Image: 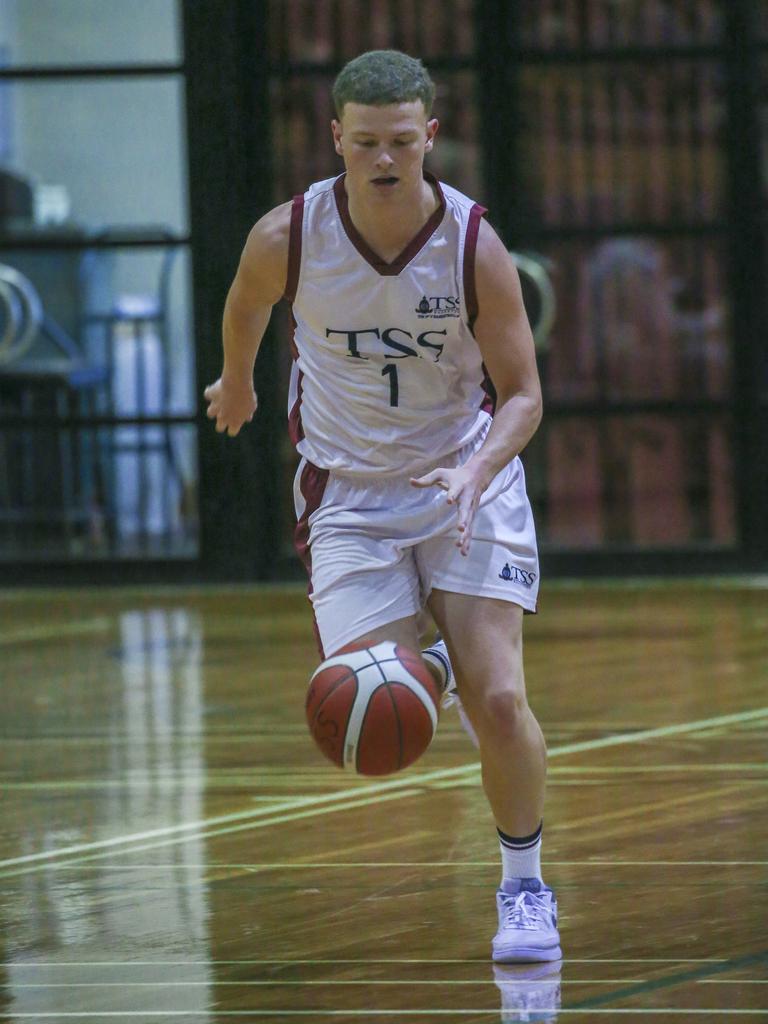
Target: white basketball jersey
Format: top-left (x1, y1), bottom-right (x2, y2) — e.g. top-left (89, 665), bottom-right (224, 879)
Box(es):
top-left (285, 172), bottom-right (492, 476)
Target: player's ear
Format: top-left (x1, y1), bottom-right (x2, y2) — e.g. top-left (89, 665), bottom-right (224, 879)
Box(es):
top-left (332, 119), bottom-right (344, 156)
top-left (425, 118), bottom-right (439, 153)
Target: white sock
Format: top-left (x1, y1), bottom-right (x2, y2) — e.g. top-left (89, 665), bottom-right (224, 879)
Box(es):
top-left (498, 823), bottom-right (543, 884)
top-left (421, 637), bottom-right (452, 692)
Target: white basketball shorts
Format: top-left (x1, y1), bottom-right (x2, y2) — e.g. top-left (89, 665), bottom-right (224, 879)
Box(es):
top-left (293, 425), bottom-right (540, 656)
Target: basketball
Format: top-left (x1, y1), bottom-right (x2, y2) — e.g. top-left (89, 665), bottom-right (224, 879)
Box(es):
top-left (305, 640), bottom-right (441, 775)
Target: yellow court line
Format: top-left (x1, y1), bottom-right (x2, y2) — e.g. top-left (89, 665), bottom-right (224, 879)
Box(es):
top-left (549, 764), bottom-right (768, 773)
top-left (698, 980), bottom-right (768, 984)
top-left (0, 618), bottom-right (111, 647)
top-left (550, 782), bottom-right (744, 834)
top-left (1, 705), bottom-right (767, 874)
top-left (0, 790), bottom-right (424, 878)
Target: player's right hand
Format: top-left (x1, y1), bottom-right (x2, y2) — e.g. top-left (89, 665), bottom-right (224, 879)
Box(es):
top-left (203, 376), bottom-right (257, 437)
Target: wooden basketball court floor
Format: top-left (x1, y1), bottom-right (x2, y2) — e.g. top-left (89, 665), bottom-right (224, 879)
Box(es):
top-left (0, 579), bottom-right (766, 1022)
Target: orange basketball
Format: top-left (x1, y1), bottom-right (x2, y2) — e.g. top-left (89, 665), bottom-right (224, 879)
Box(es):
top-left (305, 641), bottom-right (441, 776)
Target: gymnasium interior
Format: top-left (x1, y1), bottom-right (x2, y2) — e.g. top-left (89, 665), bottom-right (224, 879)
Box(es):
top-left (1, 2), bottom-right (766, 1021)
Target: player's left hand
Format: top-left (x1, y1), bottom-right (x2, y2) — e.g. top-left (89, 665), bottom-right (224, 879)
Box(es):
top-left (410, 464), bottom-right (488, 557)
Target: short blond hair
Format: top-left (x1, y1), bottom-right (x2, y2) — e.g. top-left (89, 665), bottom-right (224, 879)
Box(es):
top-left (332, 50), bottom-right (435, 118)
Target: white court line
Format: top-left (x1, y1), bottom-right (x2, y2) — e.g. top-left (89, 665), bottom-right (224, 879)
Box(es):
top-left (1, 705), bottom-right (766, 873)
top-left (4, 959), bottom-right (730, 967)
top-left (31, 860), bottom-right (763, 869)
top-left (11, 979), bottom-right (647, 987)
top-left (0, 791), bottom-right (426, 878)
top-left (1, 1010), bottom-right (766, 1017)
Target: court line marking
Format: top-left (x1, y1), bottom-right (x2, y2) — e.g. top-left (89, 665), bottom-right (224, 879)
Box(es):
top-left (2, 575), bottom-right (763, 605)
top-left (8, 860), bottom-right (765, 873)
top-left (0, 618), bottom-right (111, 647)
top-left (0, 790), bottom-right (425, 879)
top-left (2, 1010), bottom-right (766, 1017)
top-left (570, 949), bottom-right (768, 1012)
top-left (11, 978), bottom-right (768, 987)
top-left (10, 979), bottom-right (647, 987)
top-left (2, 959), bottom-right (731, 967)
top-left (1, 704), bottom-right (766, 874)
top-left (9, 978), bottom-right (768, 989)
top-left (12, 978), bottom-right (768, 987)
top-left (4, 763), bottom-right (765, 791)
top-left (549, 764), bottom-right (768, 773)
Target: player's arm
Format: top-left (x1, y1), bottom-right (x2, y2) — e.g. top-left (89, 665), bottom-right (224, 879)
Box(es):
top-left (411, 218), bottom-right (542, 554)
top-left (204, 201), bottom-right (291, 436)
top-left (463, 218), bottom-right (543, 483)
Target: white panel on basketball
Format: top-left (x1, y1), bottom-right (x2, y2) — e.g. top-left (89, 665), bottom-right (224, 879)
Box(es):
top-left (310, 644), bottom-right (389, 770)
top-left (342, 665), bottom-right (386, 769)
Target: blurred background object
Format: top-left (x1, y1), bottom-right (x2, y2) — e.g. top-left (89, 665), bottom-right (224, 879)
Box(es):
top-left (0, 0), bottom-right (196, 570)
top-left (0, 0), bottom-right (766, 582)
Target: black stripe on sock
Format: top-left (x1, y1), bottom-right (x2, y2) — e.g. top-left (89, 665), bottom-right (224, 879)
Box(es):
top-left (497, 822), bottom-right (542, 850)
top-left (424, 646), bottom-right (451, 687)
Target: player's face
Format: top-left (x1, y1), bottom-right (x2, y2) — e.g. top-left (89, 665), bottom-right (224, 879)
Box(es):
top-left (332, 101), bottom-right (439, 198)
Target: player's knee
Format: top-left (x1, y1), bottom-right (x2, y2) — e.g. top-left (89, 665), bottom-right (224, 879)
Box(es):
top-left (476, 683), bottom-right (529, 738)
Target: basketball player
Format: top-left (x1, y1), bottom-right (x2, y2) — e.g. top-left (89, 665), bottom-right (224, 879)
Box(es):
top-left (204, 50), bottom-right (561, 964)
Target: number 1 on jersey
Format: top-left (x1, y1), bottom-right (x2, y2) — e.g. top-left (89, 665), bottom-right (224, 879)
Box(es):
top-left (382, 363), bottom-right (399, 407)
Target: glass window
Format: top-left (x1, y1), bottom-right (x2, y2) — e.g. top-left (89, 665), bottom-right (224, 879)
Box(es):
top-left (0, 2), bottom-right (196, 563)
top-left (0, 240), bottom-right (197, 561)
top-left (0, 0), bottom-right (181, 67)
top-left (1, 78), bottom-right (188, 232)
top-left (0, 422), bottom-right (198, 561)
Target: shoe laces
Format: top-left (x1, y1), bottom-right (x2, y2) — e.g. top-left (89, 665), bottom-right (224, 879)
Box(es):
top-left (500, 889), bottom-right (552, 931)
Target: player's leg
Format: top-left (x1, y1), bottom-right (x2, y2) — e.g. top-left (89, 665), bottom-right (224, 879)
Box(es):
top-left (412, 438), bottom-right (559, 961)
top-left (428, 588), bottom-right (560, 963)
top-left (427, 590), bottom-right (545, 839)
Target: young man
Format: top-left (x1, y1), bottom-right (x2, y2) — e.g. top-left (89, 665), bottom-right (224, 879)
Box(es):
top-left (204, 50), bottom-right (561, 963)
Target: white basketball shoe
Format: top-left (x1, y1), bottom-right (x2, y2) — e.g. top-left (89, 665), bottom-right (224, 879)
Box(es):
top-left (421, 635), bottom-right (479, 748)
top-left (492, 878), bottom-right (562, 963)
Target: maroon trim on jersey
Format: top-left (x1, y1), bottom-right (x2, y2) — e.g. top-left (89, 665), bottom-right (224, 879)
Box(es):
top-left (283, 194), bottom-right (305, 302)
top-left (480, 361), bottom-right (497, 416)
top-left (463, 201), bottom-right (487, 330)
top-left (332, 171), bottom-right (446, 276)
top-left (294, 459), bottom-right (330, 658)
top-left (287, 312), bottom-right (305, 445)
top-left (288, 371), bottom-right (305, 445)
